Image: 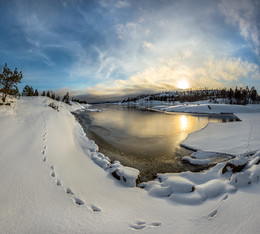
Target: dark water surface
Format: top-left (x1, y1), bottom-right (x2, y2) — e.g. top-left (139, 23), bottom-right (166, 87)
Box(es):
top-left (74, 105), bottom-right (237, 181)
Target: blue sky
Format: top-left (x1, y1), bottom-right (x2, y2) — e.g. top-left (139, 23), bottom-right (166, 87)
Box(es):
top-left (0, 0), bottom-right (260, 100)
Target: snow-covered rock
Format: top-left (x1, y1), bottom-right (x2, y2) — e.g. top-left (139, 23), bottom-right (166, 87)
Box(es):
top-left (109, 161), bottom-right (140, 187)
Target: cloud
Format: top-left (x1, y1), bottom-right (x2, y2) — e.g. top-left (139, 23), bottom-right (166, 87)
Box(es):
top-left (98, 0), bottom-right (130, 9)
top-left (219, 0), bottom-right (260, 56)
top-left (81, 57), bottom-right (260, 99)
top-left (196, 57), bottom-right (260, 83)
top-left (2, 0), bottom-right (259, 97)
top-left (116, 22), bottom-right (141, 40)
top-left (142, 41), bottom-right (153, 50)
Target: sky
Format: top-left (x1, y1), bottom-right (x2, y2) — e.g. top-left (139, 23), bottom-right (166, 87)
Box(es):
top-left (0, 0), bottom-right (260, 101)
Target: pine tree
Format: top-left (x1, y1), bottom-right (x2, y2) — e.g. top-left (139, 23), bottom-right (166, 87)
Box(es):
top-left (28, 86), bottom-right (34, 96)
top-left (22, 85), bottom-right (34, 96)
top-left (22, 85), bottom-right (30, 96)
top-left (51, 92), bottom-right (56, 100)
top-left (46, 90), bottom-right (50, 98)
top-left (0, 63), bottom-right (22, 102)
top-left (62, 92), bottom-right (70, 104)
top-left (34, 89), bottom-right (39, 96)
top-left (41, 91), bottom-right (46, 96)
top-left (250, 86), bottom-right (258, 102)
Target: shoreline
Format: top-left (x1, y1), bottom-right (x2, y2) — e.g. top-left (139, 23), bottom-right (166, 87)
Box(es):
top-left (72, 105), bottom-right (240, 183)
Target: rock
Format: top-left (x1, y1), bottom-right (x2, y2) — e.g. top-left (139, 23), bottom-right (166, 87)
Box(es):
top-left (111, 170), bottom-right (121, 180)
top-left (222, 158), bottom-right (247, 174)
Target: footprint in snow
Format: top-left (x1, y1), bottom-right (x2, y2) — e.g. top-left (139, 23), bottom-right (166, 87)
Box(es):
top-left (208, 194), bottom-right (228, 220)
top-left (66, 187), bottom-right (74, 195)
top-left (50, 171), bottom-right (55, 178)
top-left (208, 209), bottom-right (218, 219)
top-left (56, 179), bottom-right (61, 186)
top-left (91, 205), bottom-right (101, 212)
top-left (151, 222), bottom-right (162, 227)
top-left (50, 165), bottom-right (54, 170)
top-left (222, 194), bottom-right (228, 201)
top-left (130, 221), bottom-right (161, 230)
top-left (42, 156), bottom-right (46, 162)
top-left (130, 221), bottom-right (146, 230)
top-left (74, 197), bottom-right (84, 206)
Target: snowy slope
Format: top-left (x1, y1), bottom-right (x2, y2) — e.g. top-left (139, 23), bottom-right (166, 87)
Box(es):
top-left (1, 97), bottom-right (260, 233)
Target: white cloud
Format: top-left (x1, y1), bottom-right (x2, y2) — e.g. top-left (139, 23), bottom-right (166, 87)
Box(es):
top-left (219, 0), bottom-right (260, 56)
top-left (98, 0), bottom-right (130, 9)
top-left (116, 22), bottom-right (140, 39)
top-left (196, 57), bottom-right (260, 82)
top-left (142, 41), bottom-right (153, 50)
top-left (83, 57), bottom-right (260, 97)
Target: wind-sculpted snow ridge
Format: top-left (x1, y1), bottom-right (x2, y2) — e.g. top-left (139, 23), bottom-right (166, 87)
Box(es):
top-left (141, 152), bottom-right (260, 204)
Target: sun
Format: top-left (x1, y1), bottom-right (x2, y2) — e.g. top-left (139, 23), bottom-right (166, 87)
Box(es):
top-left (177, 80), bottom-right (189, 89)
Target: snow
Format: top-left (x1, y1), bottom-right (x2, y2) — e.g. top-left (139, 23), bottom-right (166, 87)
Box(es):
top-left (181, 150), bottom-right (231, 165)
top-left (151, 103), bottom-right (260, 155)
top-left (1, 96), bottom-right (260, 233)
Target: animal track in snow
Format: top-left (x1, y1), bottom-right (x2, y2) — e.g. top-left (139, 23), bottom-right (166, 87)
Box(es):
top-left (42, 156), bottom-right (46, 162)
top-left (56, 179), bottom-right (61, 186)
top-left (130, 221), bottom-right (161, 230)
top-left (66, 187), bottom-right (74, 195)
top-left (50, 171), bottom-right (55, 177)
top-left (130, 222), bottom-right (145, 230)
top-left (151, 222), bottom-right (162, 227)
top-left (207, 194), bottom-right (228, 220)
top-left (42, 132), bottom-right (47, 141)
top-left (45, 161), bottom-right (94, 210)
top-left (91, 205), bottom-right (101, 212)
top-left (222, 194), bottom-right (228, 201)
top-left (208, 209), bottom-right (218, 219)
top-left (74, 198), bottom-right (84, 206)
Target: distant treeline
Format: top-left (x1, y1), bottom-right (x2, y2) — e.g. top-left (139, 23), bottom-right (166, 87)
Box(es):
top-left (122, 86), bottom-right (259, 105)
top-left (70, 98), bottom-right (88, 104)
top-left (21, 85), bottom-right (70, 104)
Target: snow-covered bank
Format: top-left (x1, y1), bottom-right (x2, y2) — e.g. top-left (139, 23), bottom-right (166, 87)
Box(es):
top-left (1, 97), bottom-right (260, 233)
top-left (152, 103), bottom-right (260, 155)
top-left (138, 103), bottom-right (260, 205)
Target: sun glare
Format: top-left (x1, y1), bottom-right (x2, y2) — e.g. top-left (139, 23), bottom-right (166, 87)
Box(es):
top-left (177, 80), bottom-right (189, 89)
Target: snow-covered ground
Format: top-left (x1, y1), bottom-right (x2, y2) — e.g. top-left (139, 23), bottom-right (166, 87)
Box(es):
top-left (1, 97), bottom-right (260, 233)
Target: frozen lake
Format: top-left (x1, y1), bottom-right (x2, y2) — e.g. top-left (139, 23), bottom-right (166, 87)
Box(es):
top-left (74, 105), bottom-right (238, 181)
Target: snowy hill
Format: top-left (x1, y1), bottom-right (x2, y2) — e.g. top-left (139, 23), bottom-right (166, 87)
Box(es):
top-left (120, 88), bottom-right (259, 106)
top-left (1, 96), bottom-right (260, 233)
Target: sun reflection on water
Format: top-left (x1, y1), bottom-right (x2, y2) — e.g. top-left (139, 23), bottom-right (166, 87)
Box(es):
top-left (180, 115), bottom-right (188, 130)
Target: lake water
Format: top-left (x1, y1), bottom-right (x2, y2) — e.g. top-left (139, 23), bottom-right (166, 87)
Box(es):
top-left (74, 105), bottom-right (238, 181)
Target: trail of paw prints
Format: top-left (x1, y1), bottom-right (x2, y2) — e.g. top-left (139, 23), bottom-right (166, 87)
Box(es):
top-left (246, 121), bottom-right (253, 154)
top-left (207, 194), bottom-right (229, 220)
top-left (129, 221), bottom-right (162, 230)
top-left (41, 145), bottom-right (47, 162)
top-left (41, 116), bottom-right (47, 162)
top-left (48, 165), bottom-right (102, 211)
top-left (42, 132), bottom-right (47, 142)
